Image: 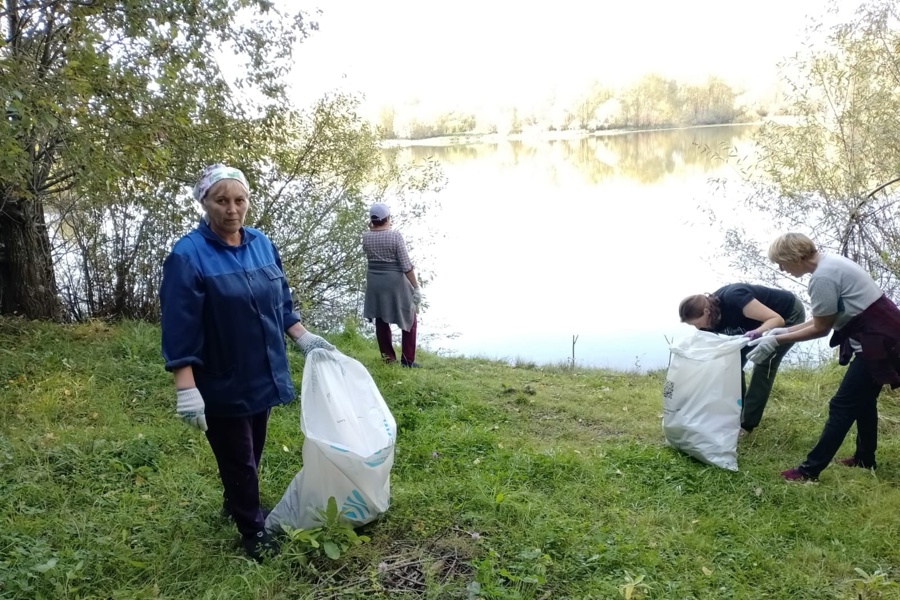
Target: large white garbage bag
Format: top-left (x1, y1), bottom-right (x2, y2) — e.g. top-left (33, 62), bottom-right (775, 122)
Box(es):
top-left (266, 349), bottom-right (397, 532)
top-left (662, 330), bottom-right (747, 471)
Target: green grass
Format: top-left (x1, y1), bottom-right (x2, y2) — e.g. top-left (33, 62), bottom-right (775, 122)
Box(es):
top-left (1, 317), bottom-right (900, 599)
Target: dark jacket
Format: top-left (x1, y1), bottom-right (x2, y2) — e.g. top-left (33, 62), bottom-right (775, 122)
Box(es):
top-left (160, 219), bottom-right (301, 416)
top-left (830, 294), bottom-right (900, 388)
top-left (713, 283), bottom-right (798, 335)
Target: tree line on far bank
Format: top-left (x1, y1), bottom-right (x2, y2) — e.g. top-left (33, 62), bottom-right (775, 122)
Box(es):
top-left (377, 75), bottom-right (759, 141)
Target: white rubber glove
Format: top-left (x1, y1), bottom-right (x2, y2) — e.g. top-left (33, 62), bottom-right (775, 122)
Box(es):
top-left (747, 335), bottom-right (779, 364)
top-left (295, 331), bottom-right (335, 355)
top-left (176, 388), bottom-right (208, 432)
top-left (763, 327), bottom-right (790, 337)
top-left (412, 287), bottom-right (423, 306)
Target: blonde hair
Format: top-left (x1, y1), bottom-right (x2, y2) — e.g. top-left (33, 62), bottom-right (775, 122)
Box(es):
top-left (768, 232), bottom-right (817, 264)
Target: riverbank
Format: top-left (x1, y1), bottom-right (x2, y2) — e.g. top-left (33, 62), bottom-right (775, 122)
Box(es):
top-left (1, 317), bottom-right (898, 598)
top-left (380, 117), bottom-right (801, 148)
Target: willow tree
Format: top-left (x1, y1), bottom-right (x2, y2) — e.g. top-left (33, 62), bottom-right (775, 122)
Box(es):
top-left (721, 0), bottom-right (900, 296)
top-left (0, 0), bottom-right (313, 319)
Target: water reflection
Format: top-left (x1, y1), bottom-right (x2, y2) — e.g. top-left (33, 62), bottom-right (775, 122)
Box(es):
top-left (399, 125), bottom-right (766, 370)
top-left (402, 125), bottom-right (757, 185)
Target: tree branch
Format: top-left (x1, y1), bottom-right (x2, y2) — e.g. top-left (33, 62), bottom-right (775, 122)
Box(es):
top-left (866, 175), bottom-right (900, 199)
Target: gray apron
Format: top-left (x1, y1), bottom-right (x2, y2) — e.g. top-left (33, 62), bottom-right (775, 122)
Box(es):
top-left (364, 261), bottom-right (415, 332)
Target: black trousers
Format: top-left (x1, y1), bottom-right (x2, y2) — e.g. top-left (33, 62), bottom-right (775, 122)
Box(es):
top-left (205, 409), bottom-right (270, 538)
top-left (800, 356), bottom-right (882, 477)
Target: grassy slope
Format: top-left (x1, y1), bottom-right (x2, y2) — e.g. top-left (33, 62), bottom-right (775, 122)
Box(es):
top-left (1, 318), bottom-right (899, 599)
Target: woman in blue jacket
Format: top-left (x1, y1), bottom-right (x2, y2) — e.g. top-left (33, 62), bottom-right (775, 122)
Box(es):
top-left (160, 163), bottom-right (335, 561)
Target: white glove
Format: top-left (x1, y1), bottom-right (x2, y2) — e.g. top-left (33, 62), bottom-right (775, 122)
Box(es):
top-left (412, 287), bottom-right (423, 306)
top-left (747, 335), bottom-right (779, 364)
top-left (176, 388), bottom-right (208, 432)
top-left (295, 331), bottom-right (335, 355)
top-left (763, 327), bottom-right (790, 337)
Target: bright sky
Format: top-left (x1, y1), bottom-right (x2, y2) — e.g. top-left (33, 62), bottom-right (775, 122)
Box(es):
top-left (290, 0), bottom-right (839, 113)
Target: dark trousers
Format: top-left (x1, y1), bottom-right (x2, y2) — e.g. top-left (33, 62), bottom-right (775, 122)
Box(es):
top-left (739, 343), bottom-right (793, 430)
top-left (739, 298), bottom-right (806, 430)
top-left (375, 315), bottom-right (417, 364)
top-left (205, 409), bottom-right (270, 538)
top-left (799, 356), bottom-right (882, 477)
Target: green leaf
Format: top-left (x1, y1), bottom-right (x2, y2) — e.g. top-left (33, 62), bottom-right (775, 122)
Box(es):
top-left (325, 496), bottom-right (339, 522)
top-left (33, 558), bottom-right (58, 573)
top-left (323, 541), bottom-right (341, 560)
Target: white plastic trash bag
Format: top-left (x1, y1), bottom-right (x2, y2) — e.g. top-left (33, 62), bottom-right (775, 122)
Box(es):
top-left (662, 330), bottom-right (747, 471)
top-left (266, 349), bottom-right (397, 532)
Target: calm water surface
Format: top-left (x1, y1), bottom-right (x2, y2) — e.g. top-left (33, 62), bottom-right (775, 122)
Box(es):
top-left (396, 126), bottom-right (767, 370)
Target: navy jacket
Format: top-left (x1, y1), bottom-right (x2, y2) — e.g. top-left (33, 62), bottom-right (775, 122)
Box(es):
top-left (713, 283), bottom-right (798, 335)
top-left (160, 219), bottom-right (301, 416)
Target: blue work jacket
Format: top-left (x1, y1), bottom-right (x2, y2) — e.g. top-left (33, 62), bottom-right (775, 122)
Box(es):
top-left (160, 219), bottom-right (301, 416)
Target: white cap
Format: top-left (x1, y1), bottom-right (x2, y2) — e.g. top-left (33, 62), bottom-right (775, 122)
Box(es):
top-left (369, 202), bottom-right (390, 220)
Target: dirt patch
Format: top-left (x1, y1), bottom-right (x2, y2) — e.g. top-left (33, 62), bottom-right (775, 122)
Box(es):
top-left (377, 535), bottom-right (475, 594)
top-left (376, 550), bottom-right (468, 593)
top-left (311, 533), bottom-right (476, 598)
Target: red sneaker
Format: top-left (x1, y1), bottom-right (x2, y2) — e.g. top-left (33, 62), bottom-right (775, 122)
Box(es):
top-left (837, 456), bottom-right (876, 470)
top-left (781, 467), bottom-right (817, 482)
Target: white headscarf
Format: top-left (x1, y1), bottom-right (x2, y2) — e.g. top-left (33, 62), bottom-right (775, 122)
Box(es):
top-left (192, 163), bottom-right (250, 203)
